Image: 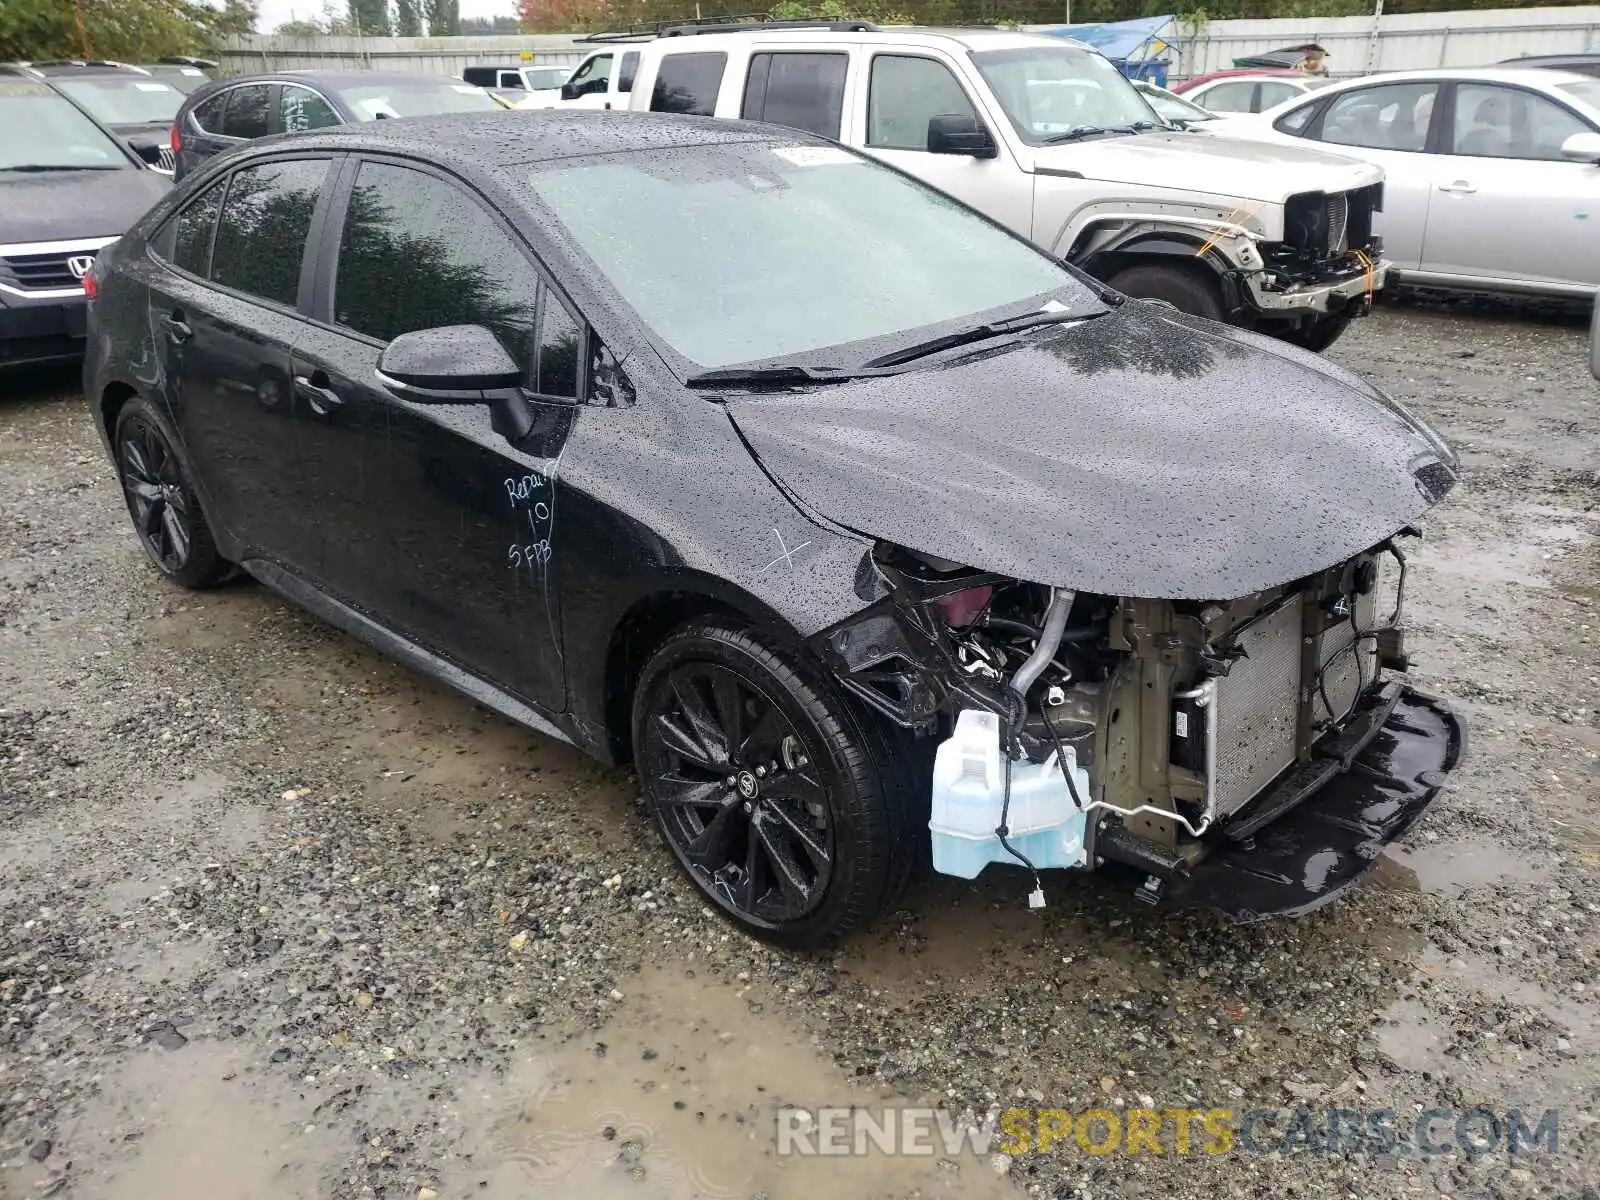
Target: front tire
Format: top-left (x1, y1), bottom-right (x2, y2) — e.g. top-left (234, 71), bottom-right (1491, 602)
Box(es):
top-left (1277, 314), bottom-right (1352, 353)
top-left (632, 620), bottom-right (916, 948)
top-left (113, 397), bottom-right (229, 589)
top-left (1107, 262), bottom-right (1227, 322)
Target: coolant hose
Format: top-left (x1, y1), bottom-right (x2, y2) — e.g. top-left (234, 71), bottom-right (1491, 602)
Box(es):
top-left (1008, 588), bottom-right (1074, 706)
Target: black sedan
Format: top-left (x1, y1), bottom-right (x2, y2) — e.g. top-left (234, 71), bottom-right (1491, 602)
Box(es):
top-left (171, 70), bottom-right (499, 180)
top-left (83, 111), bottom-right (1465, 946)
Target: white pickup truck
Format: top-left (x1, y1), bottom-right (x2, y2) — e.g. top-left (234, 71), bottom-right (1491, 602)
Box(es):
top-left (544, 22), bottom-right (1390, 349)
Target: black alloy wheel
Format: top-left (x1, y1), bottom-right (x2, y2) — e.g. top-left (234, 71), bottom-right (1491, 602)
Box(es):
top-left (114, 398), bottom-right (229, 589)
top-left (633, 622), bottom-right (917, 947)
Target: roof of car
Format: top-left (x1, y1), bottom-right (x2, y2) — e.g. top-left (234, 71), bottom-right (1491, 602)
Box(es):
top-left (250, 108), bottom-right (819, 168)
top-left (1299, 65), bottom-right (1593, 89)
top-left (18, 61), bottom-right (155, 77)
top-left (231, 69), bottom-right (473, 87)
top-left (634, 26), bottom-right (1079, 53)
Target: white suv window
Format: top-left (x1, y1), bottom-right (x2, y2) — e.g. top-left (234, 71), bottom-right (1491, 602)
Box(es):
top-left (867, 55), bottom-right (977, 151)
top-left (567, 54), bottom-right (612, 97)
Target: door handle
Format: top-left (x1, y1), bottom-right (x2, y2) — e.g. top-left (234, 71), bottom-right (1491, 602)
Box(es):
top-left (1437, 180), bottom-right (1477, 194)
top-left (161, 313), bottom-right (192, 344)
top-left (294, 372), bottom-right (345, 415)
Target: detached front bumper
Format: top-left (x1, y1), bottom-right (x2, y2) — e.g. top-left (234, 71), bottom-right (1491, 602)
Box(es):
top-left (1244, 254), bottom-right (1390, 319)
top-left (1157, 685), bottom-right (1465, 921)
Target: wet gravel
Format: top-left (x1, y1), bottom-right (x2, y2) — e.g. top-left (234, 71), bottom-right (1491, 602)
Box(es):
top-left (1, 301), bottom-right (1597, 1199)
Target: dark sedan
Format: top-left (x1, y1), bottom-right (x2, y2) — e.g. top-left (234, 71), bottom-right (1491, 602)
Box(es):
top-left (83, 111), bottom-right (1464, 946)
top-left (171, 70), bottom-right (499, 179)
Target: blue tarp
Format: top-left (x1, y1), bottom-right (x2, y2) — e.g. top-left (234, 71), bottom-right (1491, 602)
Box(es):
top-left (1036, 15), bottom-right (1179, 85)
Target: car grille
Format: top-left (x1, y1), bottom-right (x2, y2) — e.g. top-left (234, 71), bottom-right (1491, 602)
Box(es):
top-left (1210, 596), bottom-right (1304, 817)
top-left (0, 250), bottom-right (83, 291)
top-left (156, 145), bottom-right (176, 173)
top-left (1326, 193), bottom-right (1349, 254)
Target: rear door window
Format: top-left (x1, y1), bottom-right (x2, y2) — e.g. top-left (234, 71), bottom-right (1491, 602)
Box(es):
top-left (1194, 79), bottom-right (1257, 113)
top-left (650, 52), bottom-right (727, 116)
top-left (741, 52), bottom-right (847, 138)
top-left (209, 158), bottom-right (330, 306)
top-left (220, 84), bottom-right (271, 139)
top-left (191, 91), bottom-right (228, 134)
top-left (1316, 82), bottom-right (1439, 152)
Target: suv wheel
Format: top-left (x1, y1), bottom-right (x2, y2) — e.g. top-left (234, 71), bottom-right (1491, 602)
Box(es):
top-left (1107, 262), bottom-right (1226, 322)
top-left (114, 398), bottom-right (230, 589)
top-left (632, 620), bottom-right (917, 948)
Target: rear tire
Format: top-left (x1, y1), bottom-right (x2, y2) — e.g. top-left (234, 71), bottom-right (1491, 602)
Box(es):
top-left (631, 620), bottom-right (918, 949)
top-left (113, 397), bottom-right (230, 590)
top-left (1277, 315), bottom-right (1353, 353)
top-left (1107, 262), bottom-right (1227, 322)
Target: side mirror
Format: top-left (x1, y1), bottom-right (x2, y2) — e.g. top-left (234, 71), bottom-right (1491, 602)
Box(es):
top-left (378, 324), bottom-right (539, 439)
top-left (1590, 296), bottom-right (1599, 381)
top-left (927, 113), bottom-right (998, 159)
top-left (560, 80), bottom-right (581, 101)
top-left (134, 142), bottom-right (164, 166)
top-left (1559, 131), bottom-right (1600, 164)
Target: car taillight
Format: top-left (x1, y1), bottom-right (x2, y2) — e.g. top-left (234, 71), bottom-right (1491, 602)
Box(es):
top-left (82, 270), bottom-right (97, 299)
top-left (169, 120), bottom-right (181, 155)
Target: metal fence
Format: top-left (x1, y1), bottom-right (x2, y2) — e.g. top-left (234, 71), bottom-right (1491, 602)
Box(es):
top-left (215, 33), bottom-right (589, 77)
top-left (217, 5), bottom-right (1600, 81)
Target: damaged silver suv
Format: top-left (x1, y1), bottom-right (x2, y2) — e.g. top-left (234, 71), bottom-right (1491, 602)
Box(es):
top-left (85, 111), bottom-right (1464, 948)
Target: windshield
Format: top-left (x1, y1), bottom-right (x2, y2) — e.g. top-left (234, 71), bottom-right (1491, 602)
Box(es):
top-left (526, 67), bottom-right (569, 89)
top-left (972, 45), bottom-right (1159, 143)
top-left (1140, 85), bottom-right (1214, 123)
top-left (0, 81), bottom-right (127, 169)
top-left (1558, 79), bottom-right (1600, 112)
top-left (334, 80), bottom-right (499, 119)
top-left (54, 75), bottom-right (184, 127)
top-left (529, 142), bottom-right (1099, 372)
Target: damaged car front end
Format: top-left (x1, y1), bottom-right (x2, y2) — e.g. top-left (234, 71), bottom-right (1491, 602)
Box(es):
top-left (813, 543), bottom-right (1463, 920)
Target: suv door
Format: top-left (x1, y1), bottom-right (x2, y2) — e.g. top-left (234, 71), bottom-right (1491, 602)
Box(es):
top-left (145, 155), bottom-right (335, 572)
top-left (1420, 81), bottom-right (1600, 289)
top-left (853, 50), bottom-right (1032, 236)
top-left (563, 52), bottom-right (614, 109)
top-left (289, 157), bottom-right (577, 707)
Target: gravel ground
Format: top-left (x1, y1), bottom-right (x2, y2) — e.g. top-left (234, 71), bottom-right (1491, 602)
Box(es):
top-left (0, 303), bottom-right (1596, 1200)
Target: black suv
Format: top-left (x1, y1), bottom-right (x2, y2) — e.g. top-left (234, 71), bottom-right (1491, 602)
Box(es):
top-left (171, 70), bottom-right (499, 180)
top-left (15, 61), bottom-right (185, 172)
top-left (1, 67), bottom-right (169, 369)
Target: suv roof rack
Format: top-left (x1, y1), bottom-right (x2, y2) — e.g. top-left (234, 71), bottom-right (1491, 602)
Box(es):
top-left (574, 15), bottom-right (878, 43)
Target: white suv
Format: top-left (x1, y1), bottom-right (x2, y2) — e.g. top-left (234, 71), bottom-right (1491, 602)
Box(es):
top-left (600, 22), bottom-right (1390, 349)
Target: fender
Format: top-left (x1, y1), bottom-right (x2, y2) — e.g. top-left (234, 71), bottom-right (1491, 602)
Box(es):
top-left (1070, 226), bottom-right (1249, 316)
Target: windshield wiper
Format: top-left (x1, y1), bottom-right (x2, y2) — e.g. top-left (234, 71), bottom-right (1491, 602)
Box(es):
top-left (684, 364), bottom-right (885, 390)
top-left (1039, 121), bottom-right (1159, 145)
top-left (1, 163), bottom-right (121, 172)
top-left (862, 308), bottom-right (1089, 370)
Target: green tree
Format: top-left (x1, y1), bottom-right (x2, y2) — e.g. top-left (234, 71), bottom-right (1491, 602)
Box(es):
top-left (348, 0), bottom-right (391, 35)
top-left (395, 0), bottom-right (423, 34)
top-left (425, 0), bottom-right (459, 35)
top-left (0, 0), bottom-right (255, 61)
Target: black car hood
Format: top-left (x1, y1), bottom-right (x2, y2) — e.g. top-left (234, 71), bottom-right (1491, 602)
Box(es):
top-left (0, 167), bottom-right (170, 243)
top-left (727, 303), bottom-right (1457, 600)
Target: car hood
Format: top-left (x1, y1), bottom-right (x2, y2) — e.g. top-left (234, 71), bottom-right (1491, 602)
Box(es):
top-left (1032, 129), bottom-right (1382, 204)
top-left (726, 303), bottom-right (1456, 600)
top-left (0, 167), bottom-right (170, 243)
